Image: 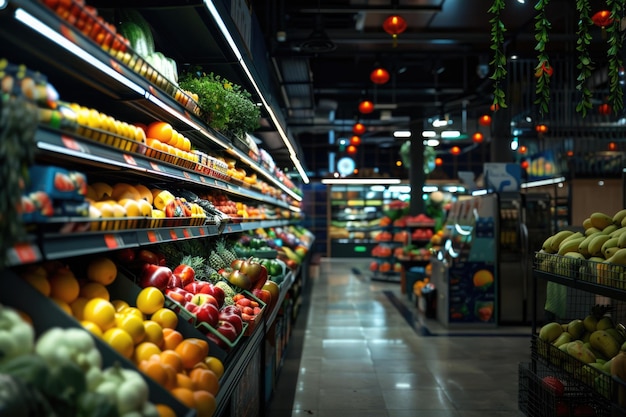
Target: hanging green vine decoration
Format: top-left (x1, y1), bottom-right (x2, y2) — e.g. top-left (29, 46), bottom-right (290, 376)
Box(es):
top-left (606, 0), bottom-right (625, 114)
top-left (488, 0), bottom-right (507, 110)
top-left (534, 0), bottom-right (552, 117)
top-left (575, 0), bottom-right (594, 117)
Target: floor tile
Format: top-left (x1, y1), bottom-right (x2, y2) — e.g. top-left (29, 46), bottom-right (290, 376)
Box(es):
top-left (266, 258), bottom-right (532, 416)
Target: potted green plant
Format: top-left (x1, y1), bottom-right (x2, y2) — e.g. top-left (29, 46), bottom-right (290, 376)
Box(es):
top-left (179, 69), bottom-right (261, 141)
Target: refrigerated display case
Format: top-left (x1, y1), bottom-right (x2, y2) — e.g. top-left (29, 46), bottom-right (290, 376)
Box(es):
top-left (326, 183), bottom-right (410, 258)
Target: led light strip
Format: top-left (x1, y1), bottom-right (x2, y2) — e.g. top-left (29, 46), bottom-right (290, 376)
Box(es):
top-left (203, 0), bottom-right (309, 183)
top-left (321, 178), bottom-right (403, 185)
top-left (520, 176), bottom-right (566, 189)
top-left (15, 8), bottom-right (145, 96)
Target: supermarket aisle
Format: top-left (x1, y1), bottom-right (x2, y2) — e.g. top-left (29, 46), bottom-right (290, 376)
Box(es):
top-left (266, 258), bottom-right (530, 417)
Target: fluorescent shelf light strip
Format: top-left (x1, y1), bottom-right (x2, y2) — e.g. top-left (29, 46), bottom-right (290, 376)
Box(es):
top-left (520, 176), bottom-right (566, 189)
top-left (15, 9), bottom-right (145, 96)
top-left (204, 1), bottom-right (309, 183)
top-left (321, 178), bottom-right (402, 185)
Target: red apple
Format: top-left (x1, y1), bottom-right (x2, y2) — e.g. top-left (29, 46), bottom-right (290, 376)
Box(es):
top-left (167, 274), bottom-right (183, 289)
top-left (190, 293), bottom-right (218, 308)
top-left (173, 264), bottom-right (195, 286)
top-left (165, 287), bottom-right (189, 304)
top-left (195, 303), bottom-right (219, 327)
top-left (542, 376), bottom-right (564, 397)
top-left (139, 263), bottom-right (172, 291)
top-left (252, 288), bottom-right (272, 306)
top-left (216, 320), bottom-right (238, 342)
top-left (219, 309), bottom-right (243, 334)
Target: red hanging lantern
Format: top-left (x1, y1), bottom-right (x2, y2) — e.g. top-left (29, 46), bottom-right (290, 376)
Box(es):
top-left (521, 160), bottom-right (529, 170)
top-left (609, 142), bottom-right (617, 151)
top-left (346, 145), bottom-right (358, 155)
top-left (472, 132), bottom-right (484, 143)
top-left (350, 135), bottom-right (361, 146)
top-left (450, 146), bottom-right (461, 156)
top-left (518, 145), bottom-right (528, 154)
top-left (535, 124), bottom-right (548, 134)
top-left (478, 114), bottom-right (492, 126)
top-left (352, 123), bottom-right (366, 135)
top-left (370, 68), bottom-right (390, 84)
top-left (592, 10), bottom-right (613, 28)
top-left (383, 15), bottom-right (407, 47)
top-left (598, 103), bottom-right (612, 115)
top-left (566, 150), bottom-right (574, 157)
top-left (358, 100), bottom-right (375, 114)
top-left (435, 157), bottom-right (443, 166)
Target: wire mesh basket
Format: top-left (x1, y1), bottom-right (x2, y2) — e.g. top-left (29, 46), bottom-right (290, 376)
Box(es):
top-left (519, 361), bottom-right (612, 417)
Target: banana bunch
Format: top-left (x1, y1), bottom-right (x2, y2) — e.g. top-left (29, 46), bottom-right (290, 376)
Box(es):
top-left (537, 209), bottom-right (626, 284)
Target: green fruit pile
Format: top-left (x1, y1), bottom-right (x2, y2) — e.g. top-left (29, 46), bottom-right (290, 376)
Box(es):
top-left (537, 209), bottom-right (626, 286)
top-left (538, 305), bottom-right (623, 397)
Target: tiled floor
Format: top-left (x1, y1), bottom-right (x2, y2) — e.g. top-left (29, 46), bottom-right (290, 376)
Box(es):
top-left (266, 258), bottom-right (530, 417)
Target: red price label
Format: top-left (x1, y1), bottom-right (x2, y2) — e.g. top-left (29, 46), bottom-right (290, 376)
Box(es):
top-left (110, 59), bottom-right (122, 74)
top-left (62, 136), bottom-right (82, 151)
top-left (183, 171), bottom-right (191, 179)
top-left (169, 229), bottom-right (178, 240)
top-left (183, 229), bottom-right (191, 238)
top-left (123, 154), bottom-right (138, 165)
top-left (104, 234), bottom-right (122, 249)
top-left (147, 231), bottom-right (158, 243)
top-left (13, 243), bottom-right (38, 264)
top-left (199, 227), bottom-right (206, 236)
top-left (150, 162), bottom-right (162, 172)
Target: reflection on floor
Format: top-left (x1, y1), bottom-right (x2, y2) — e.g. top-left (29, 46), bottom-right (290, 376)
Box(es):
top-left (266, 258), bottom-right (529, 417)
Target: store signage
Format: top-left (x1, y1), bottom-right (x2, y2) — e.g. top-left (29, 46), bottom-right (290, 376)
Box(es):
top-left (483, 163), bottom-right (521, 192)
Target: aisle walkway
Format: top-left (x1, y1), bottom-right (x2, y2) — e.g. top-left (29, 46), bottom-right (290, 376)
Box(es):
top-left (267, 258), bottom-right (530, 417)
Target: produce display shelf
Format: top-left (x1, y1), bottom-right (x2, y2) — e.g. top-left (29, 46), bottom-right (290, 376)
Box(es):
top-left (34, 127), bottom-right (294, 210)
top-left (533, 252), bottom-right (626, 302)
top-left (2, 0), bottom-right (301, 203)
top-left (265, 270), bottom-right (296, 328)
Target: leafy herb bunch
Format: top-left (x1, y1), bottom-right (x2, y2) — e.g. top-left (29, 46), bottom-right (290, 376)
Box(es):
top-left (179, 69), bottom-right (260, 140)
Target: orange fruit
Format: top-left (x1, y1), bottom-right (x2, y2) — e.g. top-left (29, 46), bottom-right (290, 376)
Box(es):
top-left (86, 257), bottom-right (117, 285)
top-left (133, 341), bottom-right (162, 364)
top-left (147, 122), bottom-right (173, 143)
top-left (70, 297), bottom-right (89, 320)
top-left (160, 349), bottom-right (184, 373)
top-left (115, 313), bottom-right (146, 344)
top-left (103, 327), bottom-right (134, 358)
top-left (155, 404), bottom-right (176, 417)
top-left (79, 282), bottom-right (110, 300)
top-left (120, 306), bottom-right (145, 320)
top-left (136, 287), bottom-right (165, 315)
top-left (193, 390), bottom-right (217, 417)
top-left (175, 373), bottom-right (195, 390)
top-left (143, 320), bottom-right (164, 348)
top-left (151, 308), bottom-right (178, 329)
top-left (81, 320), bottom-right (103, 337)
top-left (175, 338), bottom-right (209, 370)
top-left (204, 356), bottom-right (224, 379)
top-left (48, 267), bottom-right (80, 303)
top-left (162, 328), bottom-right (184, 350)
top-left (21, 266), bottom-right (50, 296)
top-left (83, 298), bottom-right (116, 331)
top-left (189, 367), bottom-right (219, 396)
top-left (170, 387), bottom-right (196, 408)
top-left (138, 358), bottom-right (168, 386)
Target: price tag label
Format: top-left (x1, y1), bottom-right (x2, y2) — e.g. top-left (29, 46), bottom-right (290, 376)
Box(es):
top-left (199, 227), bottom-right (206, 236)
top-left (183, 171), bottom-right (191, 180)
top-left (200, 176), bottom-right (207, 184)
top-left (182, 229), bottom-right (191, 238)
top-left (150, 162), bottom-right (162, 172)
top-left (110, 59), bottom-right (122, 74)
top-left (104, 234), bottom-right (123, 249)
top-left (61, 136), bottom-right (87, 153)
top-left (147, 231), bottom-right (158, 243)
top-left (12, 243), bottom-right (39, 264)
top-left (123, 154), bottom-right (138, 165)
top-left (169, 229), bottom-right (178, 240)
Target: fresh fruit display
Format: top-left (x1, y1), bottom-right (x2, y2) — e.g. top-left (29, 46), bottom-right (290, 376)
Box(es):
top-left (0, 304), bottom-right (168, 416)
top-left (536, 304), bottom-right (626, 402)
top-left (536, 209), bottom-right (626, 287)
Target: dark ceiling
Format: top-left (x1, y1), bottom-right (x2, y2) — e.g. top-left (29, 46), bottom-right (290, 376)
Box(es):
top-left (246, 0), bottom-right (614, 175)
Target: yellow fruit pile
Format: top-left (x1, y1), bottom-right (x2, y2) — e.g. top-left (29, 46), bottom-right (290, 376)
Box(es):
top-left (19, 258), bottom-right (223, 417)
top-left (537, 209), bottom-right (626, 286)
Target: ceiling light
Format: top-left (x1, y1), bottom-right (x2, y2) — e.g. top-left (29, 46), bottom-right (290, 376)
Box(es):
top-left (422, 131), bottom-right (436, 138)
top-left (425, 139), bottom-right (440, 147)
top-left (432, 119), bottom-right (449, 127)
top-left (321, 178), bottom-right (402, 185)
top-left (383, 15), bottom-right (407, 47)
top-left (370, 68), bottom-right (390, 84)
top-left (393, 130), bottom-right (411, 138)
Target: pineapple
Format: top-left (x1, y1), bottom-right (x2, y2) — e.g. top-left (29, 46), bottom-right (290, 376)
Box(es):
top-left (208, 249), bottom-right (226, 271)
top-left (216, 238), bottom-right (237, 266)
